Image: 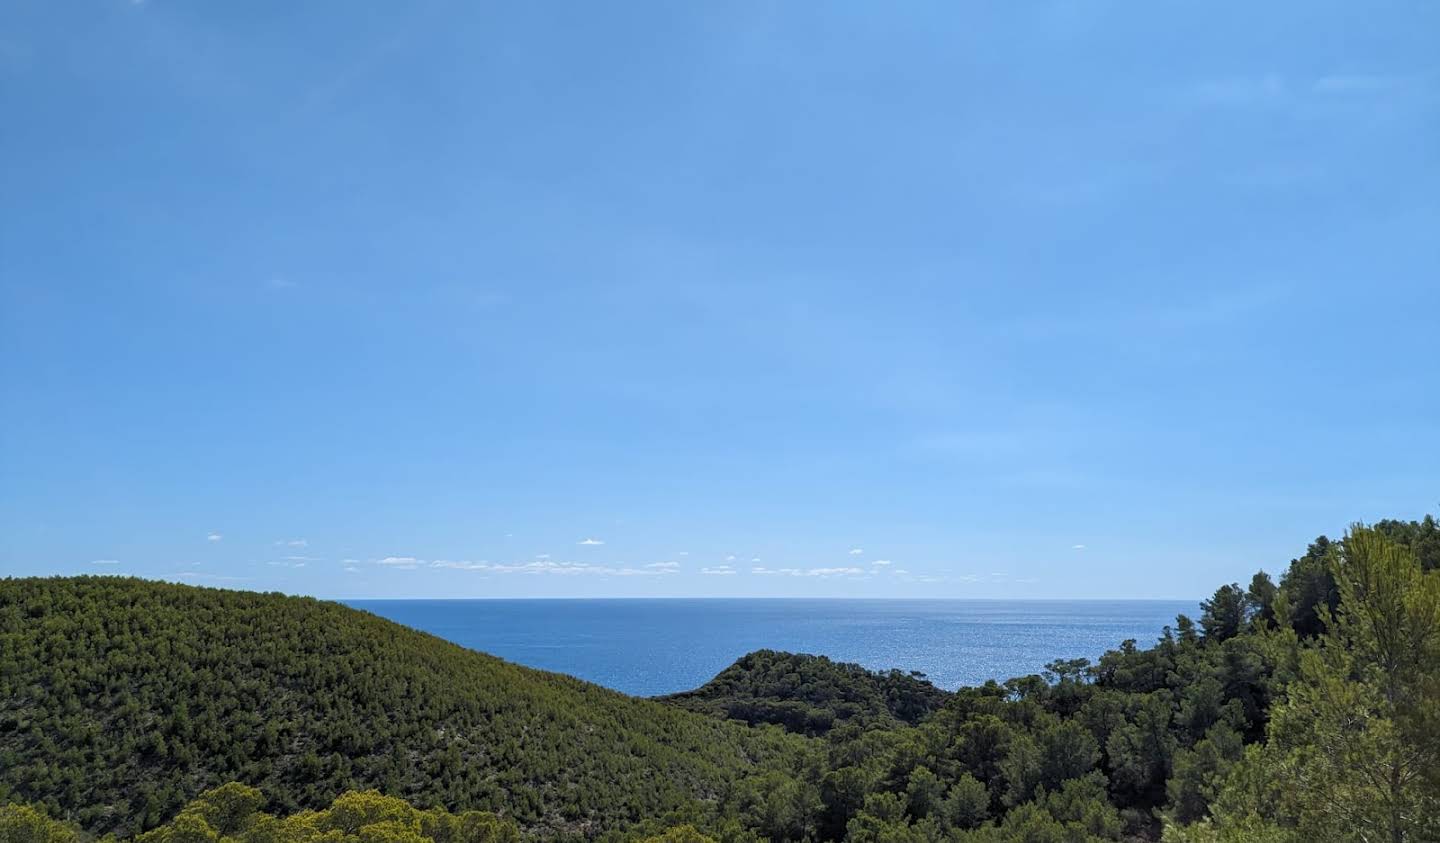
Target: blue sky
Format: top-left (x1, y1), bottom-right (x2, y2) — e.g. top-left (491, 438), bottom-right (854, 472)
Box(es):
top-left (1, 1), bottom-right (1436, 600)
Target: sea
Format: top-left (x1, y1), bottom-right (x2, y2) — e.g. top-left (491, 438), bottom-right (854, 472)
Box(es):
top-left (346, 598), bottom-right (1196, 697)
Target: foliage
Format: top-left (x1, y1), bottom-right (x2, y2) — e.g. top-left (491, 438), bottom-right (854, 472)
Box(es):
top-left (10, 783), bottom-right (527, 843)
top-left (0, 577), bottom-right (811, 840)
top-left (1207, 525), bottom-right (1440, 842)
top-left (0, 803), bottom-right (81, 843)
top-left (661, 651), bottom-right (948, 736)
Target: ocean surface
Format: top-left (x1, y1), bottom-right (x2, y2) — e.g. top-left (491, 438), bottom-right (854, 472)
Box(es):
top-left (346, 599), bottom-right (1195, 697)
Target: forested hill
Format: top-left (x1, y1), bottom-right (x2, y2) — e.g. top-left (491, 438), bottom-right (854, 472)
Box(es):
top-left (662, 650), bottom-right (949, 735)
top-left (0, 577), bottom-right (812, 840)
top-left (4, 514), bottom-right (1439, 843)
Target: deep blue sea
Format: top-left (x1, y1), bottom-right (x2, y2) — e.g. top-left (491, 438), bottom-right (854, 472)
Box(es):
top-left (346, 599), bottom-right (1195, 697)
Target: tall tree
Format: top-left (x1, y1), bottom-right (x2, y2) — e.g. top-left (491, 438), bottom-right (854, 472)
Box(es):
top-left (1264, 526), bottom-right (1440, 842)
top-left (1245, 572), bottom-right (1278, 629)
top-left (1200, 584), bottom-right (1247, 642)
top-left (1279, 537), bottom-right (1339, 638)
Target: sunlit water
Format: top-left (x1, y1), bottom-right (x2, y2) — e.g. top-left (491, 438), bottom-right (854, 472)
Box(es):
top-left (346, 598), bottom-right (1196, 697)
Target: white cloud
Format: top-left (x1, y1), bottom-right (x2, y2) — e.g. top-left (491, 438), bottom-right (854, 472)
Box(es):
top-left (808, 566), bottom-right (866, 577)
top-left (175, 571), bottom-right (249, 582)
top-left (871, 559), bottom-right (892, 566)
top-left (90, 559), bottom-right (120, 565)
top-left (1072, 544), bottom-right (1086, 550)
top-left (753, 565), bottom-right (866, 578)
top-left (536, 554), bottom-right (551, 560)
top-left (725, 554), bottom-right (736, 562)
top-left (266, 277), bottom-right (296, 290)
top-left (701, 566), bottom-right (736, 575)
top-left (391, 557), bottom-right (678, 577)
top-left (341, 558), bottom-right (359, 564)
top-left (578, 538), bottom-right (604, 546)
top-left (206, 533), bottom-right (223, 542)
top-left (276, 538), bottom-right (308, 548)
top-left (344, 566), bottom-right (360, 573)
top-left (678, 551), bottom-right (690, 556)
top-left (430, 560), bottom-right (490, 570)
top-left (848, 548), bottom-right (864, 555)
top-left (750, 557), bottom-right (761, 563)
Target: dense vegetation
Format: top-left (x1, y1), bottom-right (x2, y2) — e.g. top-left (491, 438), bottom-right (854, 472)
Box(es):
top-left (3, 515), bottom-right (1437, 842)
top-left (0, 578), bottom-right (812, 840)
top-left (3, 782), bottom-right (524, 843)
top-left (662, 651), bottom-right (949, 736)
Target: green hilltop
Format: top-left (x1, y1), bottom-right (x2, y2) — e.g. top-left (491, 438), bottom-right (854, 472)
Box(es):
top-left (661, 649), bottom-right (949, 737)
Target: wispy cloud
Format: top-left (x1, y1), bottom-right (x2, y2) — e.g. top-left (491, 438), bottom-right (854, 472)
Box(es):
top-left (276, 538), bottom-right (308, 548)
top-left (90, 559), bottom-right (120, 565)
top-left (1189, 71), bottom-right (1428, 112)
top-left (578, 538), bottom-right (605, 546)
top-left (701, 565), bottom-right (736, 575)
top-left (382, 556), bottom-right (678, 577)
top-left (752, 566), bottom-right (867, 578)
top-left (344, 566), bottom-right (360, 573)
top-left (1072, 544), bottom-right (1086, 550)
top-left (207, 532), bottom-right (223, 542)
top-left (848, 548), bottom-right (864, 556)
top-left (1192, 73), bottom-right (1286, 107)
top-left (809, 566), bottom-right (866, 577)
top-left (893, 569), bottom-right (945, 583)
top-left (175, 572), bottom-right (250, 582)
top-left (871, 559), bottom-right (892, 566)
top-left (1312, 73), bottom-right (1417, 95)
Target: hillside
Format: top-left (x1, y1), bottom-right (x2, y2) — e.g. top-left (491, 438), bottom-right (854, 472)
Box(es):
top-left (662, 650), bottom-right (949, 736)
top-left (4, 516), bottom-right (1438, 843)
top-left (0, 577), bottom-right (813, 840)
